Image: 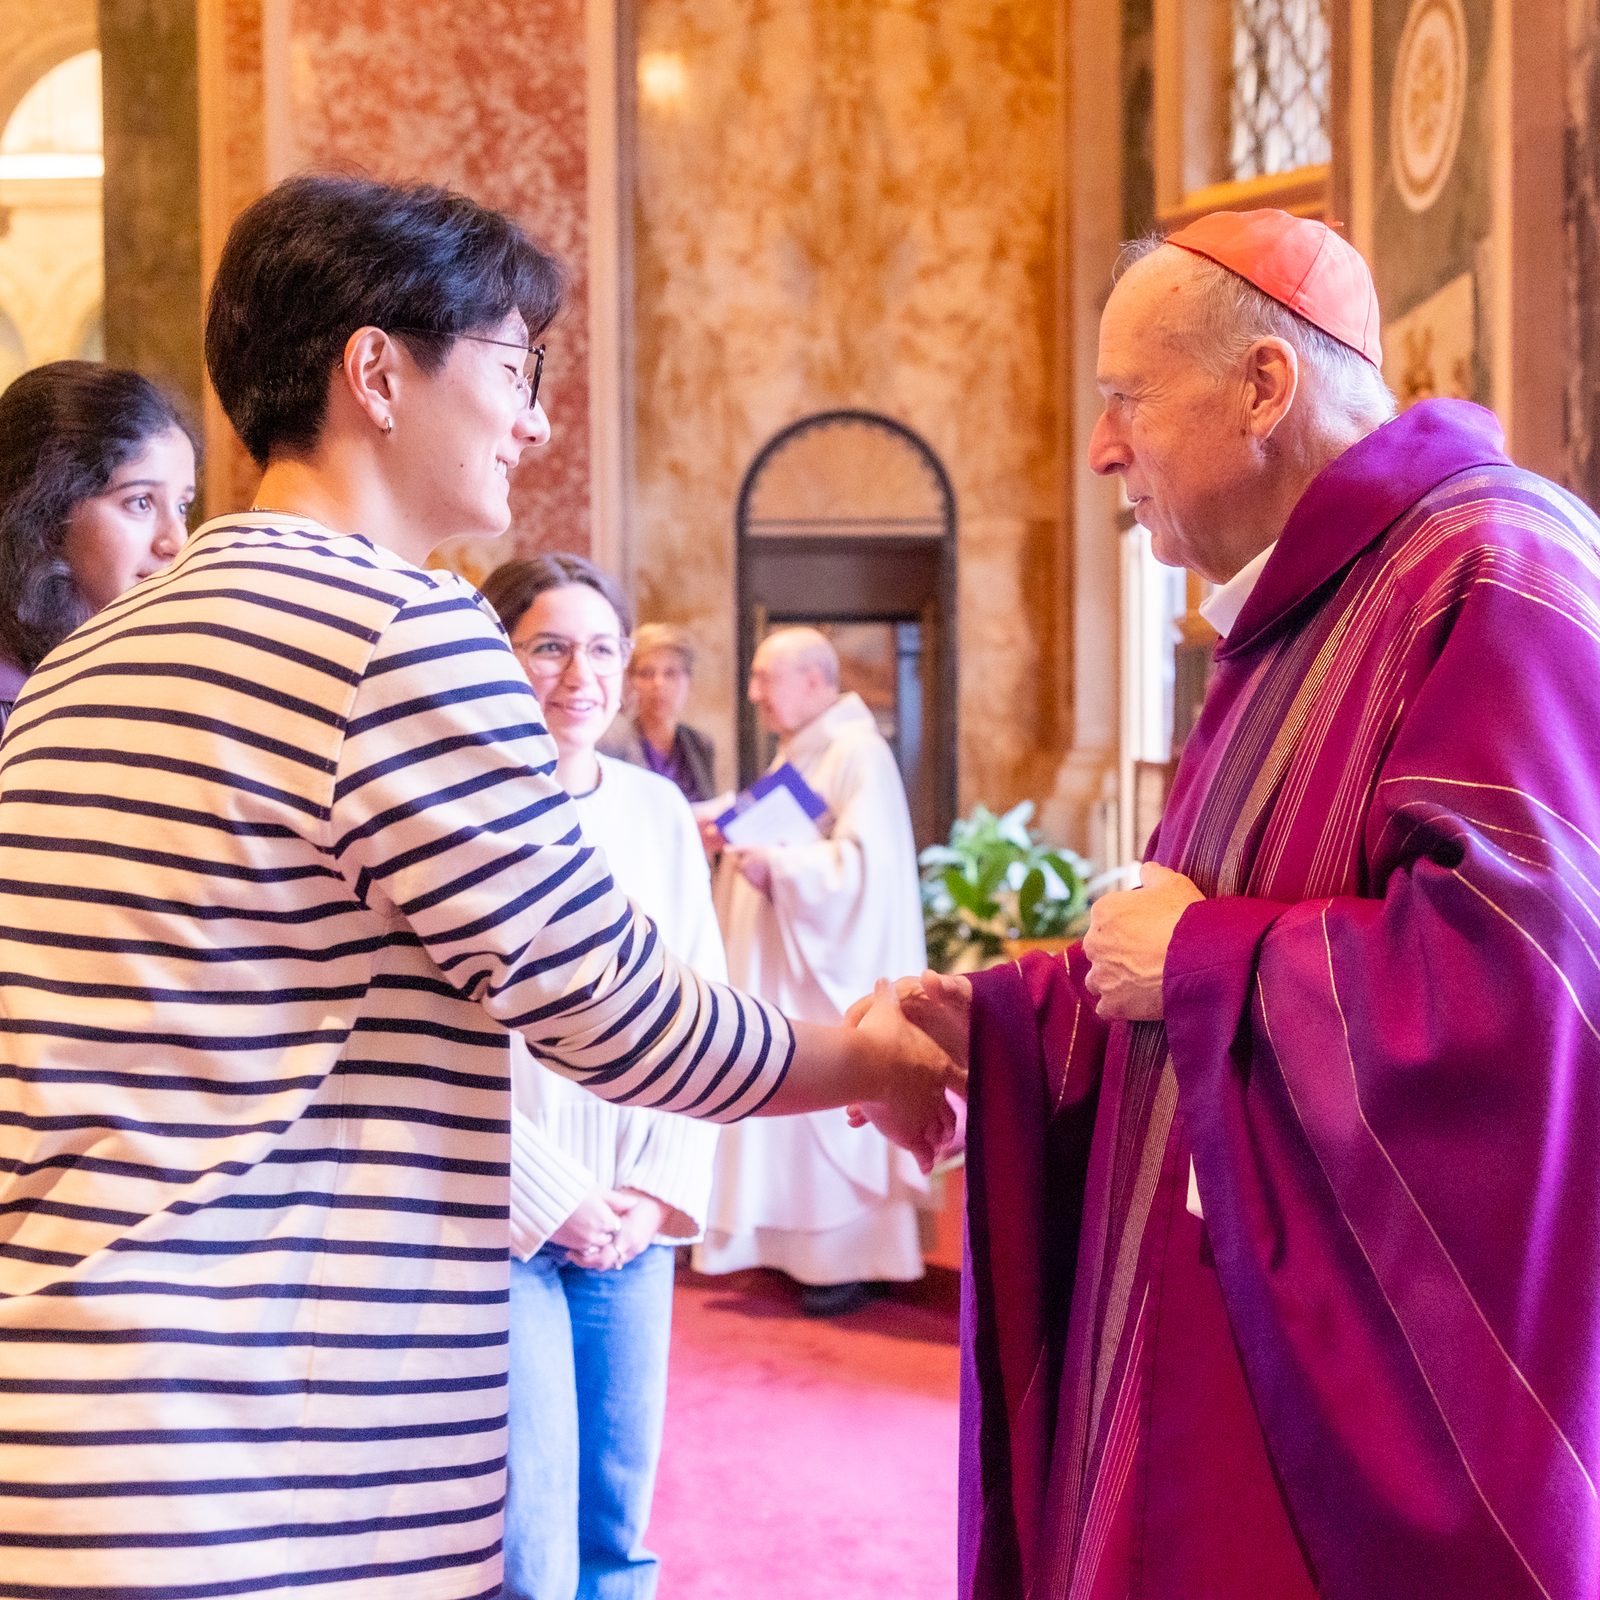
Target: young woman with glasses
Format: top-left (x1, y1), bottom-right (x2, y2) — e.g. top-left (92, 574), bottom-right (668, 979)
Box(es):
top-left (0, 172), bottom-right (959, 1600)
top-left (482, 552), bottom-right (724, 1600)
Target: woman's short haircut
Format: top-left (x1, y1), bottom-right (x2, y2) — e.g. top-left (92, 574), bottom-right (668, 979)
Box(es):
top-left (205, 173), bottom-right (567, 467)
top-left (629, 621), bottom-right (695, 677)
top-left (0, 360), bottom-right (199, 672)
top-left (479, 553), bottom-right (634, 639)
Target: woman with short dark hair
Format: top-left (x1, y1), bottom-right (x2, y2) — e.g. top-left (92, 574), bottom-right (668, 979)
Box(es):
top-left (0, 174), bottom-right (958, 1600)
top-left (0, 359), bottom-right (197, 728)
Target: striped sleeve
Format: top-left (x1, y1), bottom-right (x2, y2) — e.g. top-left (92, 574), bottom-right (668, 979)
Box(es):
top-left (328, 581), bottom-right (794, 1121)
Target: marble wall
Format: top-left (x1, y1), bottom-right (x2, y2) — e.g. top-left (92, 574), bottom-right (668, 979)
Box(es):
top-left (280, 0), bottom-right (592, 579)
top-left (1121, 0), bottom-right (1156, 238)
top-left (197, 0), bottom-right (267, 516)
top-left (627, 0), bottom-right (1067, 810)
top-left (198, 0), bottom-right (595, 574)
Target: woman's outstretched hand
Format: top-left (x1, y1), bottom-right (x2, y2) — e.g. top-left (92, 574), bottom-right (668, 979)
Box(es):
top-left (847, 979), bottom-right (967, 1173)
top-left (846, 971), bottom-right (971, 1159)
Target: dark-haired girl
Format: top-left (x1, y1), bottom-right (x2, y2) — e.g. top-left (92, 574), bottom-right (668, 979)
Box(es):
top-left (0, 359), bottom-right (197, 729)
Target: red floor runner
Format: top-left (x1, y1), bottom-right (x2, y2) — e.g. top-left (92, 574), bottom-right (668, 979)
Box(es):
top-left (652, 1266), bottom-right (960, 1599)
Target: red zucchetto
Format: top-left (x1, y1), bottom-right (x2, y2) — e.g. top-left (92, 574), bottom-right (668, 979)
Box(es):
top-left (1166, 208), bottom-right (1383, 368)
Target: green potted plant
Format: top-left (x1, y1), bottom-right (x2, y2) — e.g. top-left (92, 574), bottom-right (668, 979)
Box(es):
top-left (919, 801), bottom-right (1095, 973)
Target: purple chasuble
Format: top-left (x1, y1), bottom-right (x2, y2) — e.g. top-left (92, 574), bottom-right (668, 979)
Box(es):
top-left (961, 400), bottom-right (1600, 1600)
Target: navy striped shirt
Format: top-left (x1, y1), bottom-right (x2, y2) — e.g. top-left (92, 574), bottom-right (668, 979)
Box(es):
top-left (0, 516), bottom-right (793, 1598)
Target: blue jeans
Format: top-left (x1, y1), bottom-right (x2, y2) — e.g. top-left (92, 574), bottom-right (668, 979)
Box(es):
top-left (503, 1242), bottom-right (675, 1600)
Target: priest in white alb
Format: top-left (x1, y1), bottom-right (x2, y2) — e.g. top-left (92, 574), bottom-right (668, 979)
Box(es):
top-left (695, 627), bottom-right (931, 1314)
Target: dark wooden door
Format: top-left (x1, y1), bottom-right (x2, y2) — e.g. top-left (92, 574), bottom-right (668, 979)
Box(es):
top-left (739, 536), bottom-right (953, 850)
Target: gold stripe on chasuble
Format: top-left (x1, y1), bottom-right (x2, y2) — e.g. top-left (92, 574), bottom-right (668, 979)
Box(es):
top-left (1226, 499), bottom-right (1460, 900)
top-left (1086, 1047), bottom-right (1178, 1439)
top-left (1048, 1023), bottom-right (1173, 1546)
top-left (1216, 586), bottom-right (1369, 897)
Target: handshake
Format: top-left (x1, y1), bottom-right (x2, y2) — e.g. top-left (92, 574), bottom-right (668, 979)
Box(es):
top-left (835, 971), bottom-right (974, 1175)
top-left (819, 861), bottom-right (1207, 1172)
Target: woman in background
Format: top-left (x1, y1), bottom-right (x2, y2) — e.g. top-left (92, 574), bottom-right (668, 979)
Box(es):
top-left (0, 360), bottom-right (197, 729)
top-left (603, 620), bottom-right (717, 803)
top-left (482, 554), bottom-right (726, 1600)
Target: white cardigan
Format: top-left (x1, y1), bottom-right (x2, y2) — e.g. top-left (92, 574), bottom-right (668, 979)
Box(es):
top-left (510, 754), bottom-right (728, 1256)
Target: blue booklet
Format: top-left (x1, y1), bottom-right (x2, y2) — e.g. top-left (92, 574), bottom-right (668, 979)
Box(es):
top-left (716, 762), bottom-right (829, 848)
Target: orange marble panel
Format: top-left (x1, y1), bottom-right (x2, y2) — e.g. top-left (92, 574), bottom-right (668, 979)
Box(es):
top-left (281, 0), bottom-right (593, 576)
top-left (198, 0), bottom-right (594, 572)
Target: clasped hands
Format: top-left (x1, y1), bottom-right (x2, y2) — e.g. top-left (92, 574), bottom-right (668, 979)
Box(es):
top-left (836, 863), bottom-right (1204, 1161)
top-left (550, 1186), bottom-right (668, 1271)
top-left (841, 974), bottom-right (971, 1169)
top-left (840, 978), bottom-right (969, 1172)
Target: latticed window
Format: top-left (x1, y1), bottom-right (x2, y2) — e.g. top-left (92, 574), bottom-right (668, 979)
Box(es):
top-left (1229, 0), bottom-right (1331, 180)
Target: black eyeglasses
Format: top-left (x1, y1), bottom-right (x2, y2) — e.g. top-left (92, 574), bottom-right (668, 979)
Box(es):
top-left (390, 329), bottom-right (545, 411)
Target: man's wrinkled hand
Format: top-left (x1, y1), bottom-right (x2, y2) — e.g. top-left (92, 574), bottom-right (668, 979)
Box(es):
top-left (850, 979), bottom-right (966, 1173)
top-left (901, 969), bottom-right (971, 1072)
top-left (847, 1086), bottom-right (966, 1160)
top-left (843, 973), bottom-right (924, 1029)
top-left (1081, 861), bottom-right (1204, 1020)
top-left (846, 971), bottom-right (970, 1157)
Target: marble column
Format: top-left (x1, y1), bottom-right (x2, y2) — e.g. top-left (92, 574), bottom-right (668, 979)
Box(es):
top-left (99, 0), bottom-right (205, 426)
top-left (1568, 0), bottom-right (1600, 504)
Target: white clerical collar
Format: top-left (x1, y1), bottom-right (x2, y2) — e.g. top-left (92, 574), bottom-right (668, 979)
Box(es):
top-left (1198, 542), bottom-right (1278, 638)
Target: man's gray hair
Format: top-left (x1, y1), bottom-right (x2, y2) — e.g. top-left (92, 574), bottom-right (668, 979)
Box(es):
top-left (1118, 232), bottom-right (1398, 428)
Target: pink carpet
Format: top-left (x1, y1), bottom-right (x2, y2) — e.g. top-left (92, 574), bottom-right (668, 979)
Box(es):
top-left (651, 1266), bottom-right (960, 1599)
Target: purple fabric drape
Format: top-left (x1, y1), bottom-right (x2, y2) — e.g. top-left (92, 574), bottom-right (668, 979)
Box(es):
top-left (961, 401), bottom-right (1600, 1599)
top-left (962, 949), bottom-right (1107, 1599)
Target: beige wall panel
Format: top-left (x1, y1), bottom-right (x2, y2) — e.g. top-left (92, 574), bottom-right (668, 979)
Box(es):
top-left (629, 0), bottom-right (1065, 805)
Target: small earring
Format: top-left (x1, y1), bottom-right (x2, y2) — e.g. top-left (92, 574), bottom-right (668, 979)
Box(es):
top-left (381, 416), bottom-right (394, 435)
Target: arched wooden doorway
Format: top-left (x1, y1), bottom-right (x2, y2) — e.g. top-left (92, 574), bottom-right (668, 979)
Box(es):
top-left (735, 410), bottom-right (956, 850)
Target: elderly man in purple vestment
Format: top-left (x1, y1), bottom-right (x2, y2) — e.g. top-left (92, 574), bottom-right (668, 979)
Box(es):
top-left (898, 209), bottom-right (1600, 1600)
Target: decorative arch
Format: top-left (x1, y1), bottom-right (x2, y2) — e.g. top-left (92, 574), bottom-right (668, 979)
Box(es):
top-left (0, 6), bottom-right (96, 139)
top-left (736, 409), bottom-right (956, 543)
